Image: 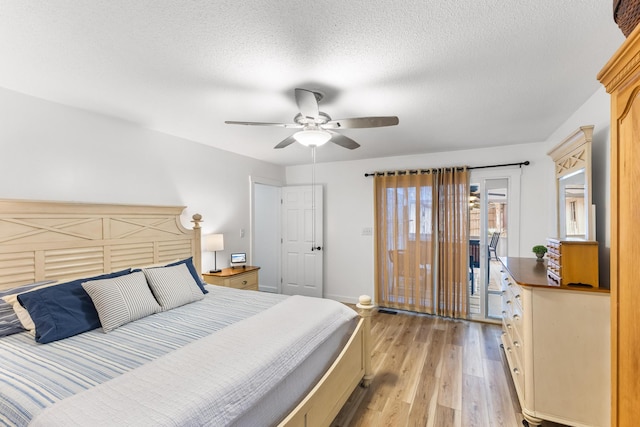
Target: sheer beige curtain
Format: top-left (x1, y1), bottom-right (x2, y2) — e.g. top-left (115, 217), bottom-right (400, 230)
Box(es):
top-left (374, 168), bottom-right (469, 318)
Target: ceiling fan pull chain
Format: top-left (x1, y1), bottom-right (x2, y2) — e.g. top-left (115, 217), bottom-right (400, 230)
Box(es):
top-left (309, 151), bottom-right (322, 253)
top-left (311, 146), bottom-right (317, 250)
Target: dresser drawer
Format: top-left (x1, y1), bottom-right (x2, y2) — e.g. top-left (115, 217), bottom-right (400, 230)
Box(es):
top-left (508, 320), bottom-right (525, 369)
top-left (503, 287), bottom-right (523, 320)
top-left (501, 329), bottom-right (525, 402)
top-left (503, 329), bottom-right (525, 381)
top-left (508, 285), bottom-right (523, 310)
top-left (502, 274), bottom-right (523, 309)
top-left (503, 309), bottom-right (518, 337)
top-left (509, 303), bottom-right (523, 338)
top-left (501, 272), bottom-right (515, 290)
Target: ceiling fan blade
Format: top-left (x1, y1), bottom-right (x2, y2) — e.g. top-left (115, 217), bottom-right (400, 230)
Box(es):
top-left (225, 121), bottom-right (302, 129)
top-left (328, 131), bottom-right (360, 150)
top-left (324, 116), bottom-right (399, 129)
top-left (274, 135), bottom-right (297, 149)
top-left (295, 88), bottom-right (320, 120)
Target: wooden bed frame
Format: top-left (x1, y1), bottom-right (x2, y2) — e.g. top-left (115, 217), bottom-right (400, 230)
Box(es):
top-left (0, 198), bottom-right (372, 427)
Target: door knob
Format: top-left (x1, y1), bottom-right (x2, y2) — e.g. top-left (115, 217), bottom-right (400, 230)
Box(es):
top-left (311, 246), bottom-right (322, 251)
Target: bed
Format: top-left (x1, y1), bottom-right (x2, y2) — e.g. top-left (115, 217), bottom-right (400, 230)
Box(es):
top-left (0, 199), bottom-right (373, 426)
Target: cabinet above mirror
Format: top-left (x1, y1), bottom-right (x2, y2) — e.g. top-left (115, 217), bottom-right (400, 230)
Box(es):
top-left (547, 126), bottom-right (594, 240)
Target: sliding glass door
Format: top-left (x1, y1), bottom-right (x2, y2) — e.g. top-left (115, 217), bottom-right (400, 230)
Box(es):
top-left (468, 169), bottom-right (521, 322)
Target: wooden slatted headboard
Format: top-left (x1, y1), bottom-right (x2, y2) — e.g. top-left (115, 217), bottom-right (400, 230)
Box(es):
top-left (0, 199), bottom-right (202, 291)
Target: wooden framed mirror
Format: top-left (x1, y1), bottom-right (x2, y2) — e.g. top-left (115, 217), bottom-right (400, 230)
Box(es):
top-left (547, 125), bottom-right (594, 240)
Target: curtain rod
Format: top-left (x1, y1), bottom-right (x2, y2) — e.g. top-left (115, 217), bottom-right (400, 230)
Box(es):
top-left (363, 161), bottom-right (530, 177)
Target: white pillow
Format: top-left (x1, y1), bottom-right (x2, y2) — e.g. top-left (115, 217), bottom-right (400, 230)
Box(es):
top-left (82, 271), bottom-right (160, 333)
top-left (143, 263), bottom-right (204, 311)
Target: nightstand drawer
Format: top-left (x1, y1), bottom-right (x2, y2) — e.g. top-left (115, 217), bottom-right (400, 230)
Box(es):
top-left (228, 271), bottom-right (258, 290)
top-left (202, 267), bottom-right (260, 291)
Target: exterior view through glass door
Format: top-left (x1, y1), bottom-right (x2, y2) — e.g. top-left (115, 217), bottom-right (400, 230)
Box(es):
top-left (469, 178), bottom-right (509, 320)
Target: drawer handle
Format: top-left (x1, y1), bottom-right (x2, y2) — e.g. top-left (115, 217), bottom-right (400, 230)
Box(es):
top-left (506, 323), bottom-right (512, 329)
top-left (514, 294), bottom-right (521, 300)
top-left (506, 346), bottom-right (512, 353)
top-left (513, 314), bottom-right (520, 321)
top-left (242, 280), bottom-right (248, 285)
top-left (501, 310), bottom-right (506, 315)
top-left (513, 368), bottom-right (521, 375)
top-left (506, 300), bottom-right (512, 305)
top-left (514, 341), bottom-right (520, 347)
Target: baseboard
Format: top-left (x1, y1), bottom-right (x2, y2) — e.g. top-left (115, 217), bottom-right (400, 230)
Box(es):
top-left (324, 294), bottom-right (360, 305)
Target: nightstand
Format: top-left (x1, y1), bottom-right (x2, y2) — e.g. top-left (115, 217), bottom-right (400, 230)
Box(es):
top-left (202, 266), bottom-right (260, 291)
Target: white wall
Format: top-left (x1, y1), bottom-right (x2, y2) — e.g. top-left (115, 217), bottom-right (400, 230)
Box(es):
top-left (286, 143), bottom-right (550, 303)
top-left (0, 82), bottom-right (611, 301)
top-left (286, 87), bottom-right (612, 302)
top-left (0, 87), bottom-right (286, 272)
top-left (540, 87), bottom-right (612, 287)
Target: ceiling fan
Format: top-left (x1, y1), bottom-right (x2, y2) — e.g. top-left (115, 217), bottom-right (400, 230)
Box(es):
top-left (225, 88), bottom-right (399, 150)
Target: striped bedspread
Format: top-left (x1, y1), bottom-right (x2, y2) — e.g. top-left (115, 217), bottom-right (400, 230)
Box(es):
top-left (29, 294), bottom-right (357, 427)
top-left (0, 286), bottom-right (291, 426)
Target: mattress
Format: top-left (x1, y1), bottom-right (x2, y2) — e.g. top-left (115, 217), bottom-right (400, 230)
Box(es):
top-left (0, 285), bottom-right (357, 426)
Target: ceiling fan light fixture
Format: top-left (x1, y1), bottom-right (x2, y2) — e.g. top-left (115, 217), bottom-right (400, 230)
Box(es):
top-left (225, 87), bottom-right (397, 150)
top-left (293, 129), bottom-right (331, 147)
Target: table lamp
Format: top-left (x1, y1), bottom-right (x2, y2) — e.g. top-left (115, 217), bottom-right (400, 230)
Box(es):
top-left (205, 234), bottom-right (224, 273)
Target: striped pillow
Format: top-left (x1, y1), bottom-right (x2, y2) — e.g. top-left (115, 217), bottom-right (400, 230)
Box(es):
top-left (0, 281), bottom-right (56, 337)
top-left (82, 271), bottom-right (160, 333)
top-left (143, 263), bottom-right (204, 311)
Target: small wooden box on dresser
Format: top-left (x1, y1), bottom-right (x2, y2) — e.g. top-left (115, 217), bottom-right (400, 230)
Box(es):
top-left (500, 257), bottom-right (610, 427)
top-left (202, 266), bottom-right (260, 291)
top-left (546, 238), bottom-right (599, 288)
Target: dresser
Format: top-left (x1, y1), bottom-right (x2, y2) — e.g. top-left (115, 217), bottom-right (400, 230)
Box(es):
top-left (500, 257), bottom-right (610, 426)
top-left (201, 266), bottom-right (260, 291)
top-left (598, 23), bottom-right (640, 426)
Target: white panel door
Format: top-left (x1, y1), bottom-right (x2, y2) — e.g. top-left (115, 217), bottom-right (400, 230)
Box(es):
top-left (281, 185), bottom-right (323, 297)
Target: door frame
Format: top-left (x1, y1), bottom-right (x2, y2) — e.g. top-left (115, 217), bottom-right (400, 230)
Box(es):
top-left (250, 175), bottom-right (284, 292)
top-left (468, 167), bottom-right (522, 322)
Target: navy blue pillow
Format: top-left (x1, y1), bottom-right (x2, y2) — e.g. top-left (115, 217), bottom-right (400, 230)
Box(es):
top-left (165, 257), bottom-right (208, 294)
top-left (18, 269), bottom-right (131, 344)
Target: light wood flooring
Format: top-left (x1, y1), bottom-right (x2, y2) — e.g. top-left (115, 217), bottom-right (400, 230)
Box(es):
top-left (331, 308), bottom-right (567, 427)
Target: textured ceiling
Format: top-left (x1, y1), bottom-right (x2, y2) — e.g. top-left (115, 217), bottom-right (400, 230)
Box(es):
top-left (0, 1), bottom-right (625, 166)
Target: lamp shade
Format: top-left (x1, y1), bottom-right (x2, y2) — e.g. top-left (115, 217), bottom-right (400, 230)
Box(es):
top-left (204, 234), bottom-right (224, 252)
top-left (293, 130), bottom-right (331, 147)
